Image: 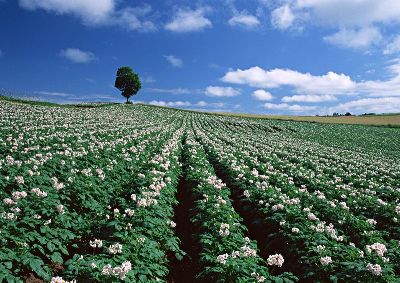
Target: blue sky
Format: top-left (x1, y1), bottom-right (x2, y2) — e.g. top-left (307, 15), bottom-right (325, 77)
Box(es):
top-left (1, 0), bottom-right (400, 115)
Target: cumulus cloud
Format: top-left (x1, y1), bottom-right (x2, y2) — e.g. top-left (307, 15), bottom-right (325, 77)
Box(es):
top-left (269, 0), bottom-right (400, 49)
top-left (164, 55), bottom-right (184, 68)
top-left (295, 0), bottom-right (400, 28)
top-left (323, 27), bottom-right (382, 49)
top-left (205, 86), bottom-right (241, 97)
top-left (19, 0), bottom-right (114, 24)
top-left (331, 97), bottom-right (400, 114)
top-left (19, 0), bottom-right (156, 32)
top-left (222, 66), bottom-right (355, 95)
top-left (282, 94), bottom-right (337, 103)
top-left (264, 103), bottom-right (316, 112)
top-left (165, 8), bottom-right (212, 32)
top-left (228, 12), bottom-right (260, 28)
top-left (59, 48), bottom-right (96, 63)
top-left (271, 5), bottom-right (295, 30)
top-left (252, 90), bottom-right (273, 101)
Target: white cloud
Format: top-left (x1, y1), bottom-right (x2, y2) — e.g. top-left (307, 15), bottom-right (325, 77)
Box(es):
top-left (269, 0), bottom-right (400, 49)
top-left (205, 86), bottom-right (241, 97)
top-left (228, 12), bottom-right (260, 27)
top-left (143, 76), bottom-right (156, 83)
top-left (384, 35), bottom-right (400, 55)
top-left (19, 0), bottom-right (115, 24)
top-left (323, 27), bottom-right (382, 49)
top-left (165, 8), bottom-right (212, 32)
top-left (19, 0), bottom-right (156, 32)
top-left (146, 88), bottom-right (192, 94)
top-left (295, 0), bottom-right (400, 28)
top-left (147, 100), bottom-right (228, 109)
top-left (164, 55), bottom-right (184, 68)
top-left (59, 48), bottom-right (96, 63)
top-left (222, 66), bottom-right (355, 95)
top-left (34, 91), bottom-right (71, 97)
top-left (252, 90), bottom-right (273, 101)
top-left (264, 102), bottom-right (317, 112)
top-left (114, 5), bottom-right (157, 32)
top-left (282, 94), bottom-right (337, 103)
top-left (331, 97), bottom-right (400, 114)
top-left (271, 5), bottom-right (295, 30)
top-left (149, 100), bottom-right (191, 107)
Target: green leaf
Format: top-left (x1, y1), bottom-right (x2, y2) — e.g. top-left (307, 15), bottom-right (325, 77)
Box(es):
top-left (51, 252), bottom-right (63, 264)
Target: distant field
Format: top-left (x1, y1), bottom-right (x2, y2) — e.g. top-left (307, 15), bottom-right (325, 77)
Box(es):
top-left (211, 112), bottom-right (400, 127)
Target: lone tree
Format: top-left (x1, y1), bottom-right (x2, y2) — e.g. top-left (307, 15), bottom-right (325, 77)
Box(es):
top-left (115, 66), bottom-right (141, 103)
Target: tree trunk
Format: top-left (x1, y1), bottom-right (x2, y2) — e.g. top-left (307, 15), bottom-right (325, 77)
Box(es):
top-left (126, 96), bottom-right (129, 104)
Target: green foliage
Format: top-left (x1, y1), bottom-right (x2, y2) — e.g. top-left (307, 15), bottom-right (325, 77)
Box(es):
top-left (114, 66), bottom-right (141, 103)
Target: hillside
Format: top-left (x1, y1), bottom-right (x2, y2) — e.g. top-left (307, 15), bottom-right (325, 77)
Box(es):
top-left (0, 99), bottom-right (399, 283)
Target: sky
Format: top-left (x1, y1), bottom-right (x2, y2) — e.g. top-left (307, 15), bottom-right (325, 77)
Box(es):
top-left (1, 0), bottom-right (400, 115)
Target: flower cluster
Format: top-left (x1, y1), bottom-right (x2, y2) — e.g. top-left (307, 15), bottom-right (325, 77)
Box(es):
top-left (267, 254), bottom-right (284, 267)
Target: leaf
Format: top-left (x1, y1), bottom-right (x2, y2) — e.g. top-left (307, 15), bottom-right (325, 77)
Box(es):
top-left (47, 242), bottom-right (55, 252)
top-left (175, 252), bottom-right (184, 261)
top-left (4, 262), bottom-right (12, 269)
top-left (51, 252), bottom-right (63, 264)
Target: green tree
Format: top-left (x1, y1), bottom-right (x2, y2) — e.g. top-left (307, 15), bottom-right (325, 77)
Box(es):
top-left (114, 66), bottom-right (141, 103)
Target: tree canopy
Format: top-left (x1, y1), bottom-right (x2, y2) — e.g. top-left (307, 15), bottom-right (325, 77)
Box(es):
top-left (114, 67), bottom-right (141, 103)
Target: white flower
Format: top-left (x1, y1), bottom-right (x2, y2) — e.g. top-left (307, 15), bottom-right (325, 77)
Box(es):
top-left (366, 263), bottom-right (382, 275)
top-left (267, 254), bottom-right (284, 267)
top-left (308, 213), bottom-right (318, 221)
top-left (217, 253), bottom-right (229, 264)
top-left (320, 256), bottom-right (332, 265)
top-left (15, 176), bottom-right (24, 184)
top-left (366, 243), bottom-right (387, 257)
top-left (168, 220), bottom-right (176, 228)
top-left (50, 277), bottom-right (76, 283)
top-left (243, 190), bottom-right (250, 198)
top-left (3, 198), bottom-right (15, 205)
top-left (57, 204), bottom-right (65, 214)
top-left (219, 223), bottom-right (230, 237)
top-left (292, 227), bottom-right (299, 233)
top-left (12, 191), bottom-right (27, 200)
top-left (108, 243), bottom-right (123, 254)
top-left (89, 239), bottom-right (103, 248)
top-left (125, 208), bottom-right (135, 216)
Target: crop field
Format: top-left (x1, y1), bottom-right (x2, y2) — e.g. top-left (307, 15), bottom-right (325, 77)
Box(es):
top-left (1, 100), bottom-right (400, 283)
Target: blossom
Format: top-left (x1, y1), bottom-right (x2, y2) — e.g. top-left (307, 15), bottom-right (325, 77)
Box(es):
top-left (366, 243), bottom-right (387, 257)
top-left (15, 176), bottom-right (24, 184)
top-left (12, 191), bottom-right (27, 200)
top-left (219, 223), bottom-right (230, 237)
top-left (89, 239), bottom-right (103, 248)
top-left (50, 277), bottom-right (76, 283)
top-left (31, 188), bottom-right (47, 198)
top-left (320, 256), bottom-right (332, 265)
top-left (366, 263), bottom-right (382, 275)
top-left (217, 253), bottom-right (229, 264)
top-left (57, 204), bottom-right (65, 214)
top-left (108, 243), bottom-right (123, 254)
top-left (3, 198), bottom-right (15, 205)
top-left (308, 213), bottom-right (318, 221)
top-left (267, 254), bottom-right (284, 267)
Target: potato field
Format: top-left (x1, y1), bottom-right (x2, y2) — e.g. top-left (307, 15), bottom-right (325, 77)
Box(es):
top-left (0, 100), bottom-right (399, 283)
